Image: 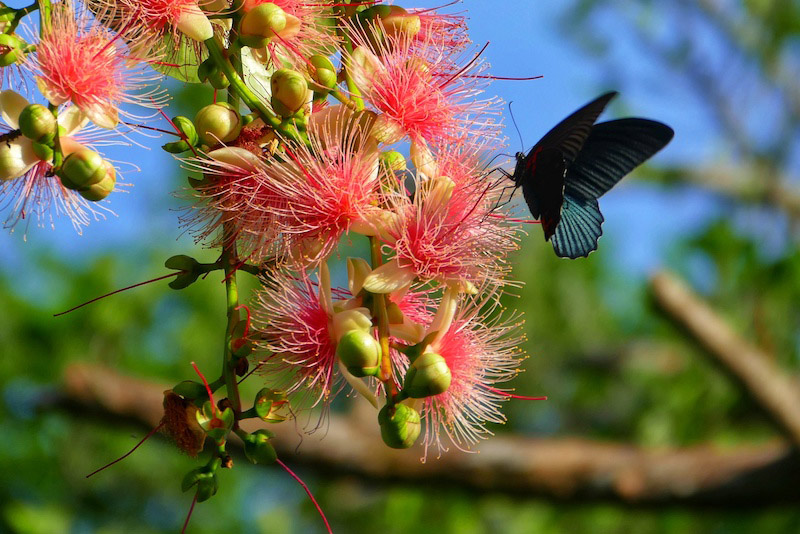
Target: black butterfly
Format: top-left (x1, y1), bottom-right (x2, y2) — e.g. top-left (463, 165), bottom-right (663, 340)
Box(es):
top-left (511, 91), bottom-right (674, 259)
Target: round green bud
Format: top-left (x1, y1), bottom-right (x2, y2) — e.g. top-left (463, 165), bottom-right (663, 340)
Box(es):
top-left (380, 150), bottom-right (407, 172)
top-left (270, 68), bottom-right (309, 117)
top-left (336, 329), bottom-right (381, 377)
top-left (0, 33), bottom-right (22, 67)
top-left (18, 104), bottom-right (56, 143)
top-left (161, 140), bottom-right (191, 154)
top-left (240, 3), bottom-right (287, 47)
top-left (207, 69), bottom-right (230, 90)
top-left (78, 161), bottom-right (116, 201)
top-left (309, 55), bottom-right (337, 90)
top-left (194, 102), bottom-right (242, 146)
top-left (378, 404), bottom-right (421, 449)
top-left (381, 6), bottom-right (420, 39)
top-left (59, 149), bottom-right (106, 189)
top-left (403, 352), bottom-right (452, 398)
top-left (244, 429), bottom-right (277, 464)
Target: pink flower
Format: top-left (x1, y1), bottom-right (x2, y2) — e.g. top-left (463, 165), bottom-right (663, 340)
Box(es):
top-left (347, 21), bottom-right (501, 154)
top-left (419, 299), bottom-right (525, 457)
top-left (29, 1), bottom-right (167, 129)
top-left (88, 0), bottom-right (214, 44)
top-left (364, 142), bottom-right (516, 293)
top-left (245, 105), bottom-right (385, 264)
top-left (410, 6), bottom-right (469, 52)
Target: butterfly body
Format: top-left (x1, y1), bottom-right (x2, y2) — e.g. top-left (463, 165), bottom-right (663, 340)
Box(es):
top-left (512, 92), bottom-right (674, 259)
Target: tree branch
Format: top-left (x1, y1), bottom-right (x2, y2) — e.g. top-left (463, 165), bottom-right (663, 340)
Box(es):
top-left (650, 270), bottom-right (800, 447)
top-left (61, 363), bottom-right (800, 506)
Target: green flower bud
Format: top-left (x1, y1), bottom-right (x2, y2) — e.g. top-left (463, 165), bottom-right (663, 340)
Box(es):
top-left (161, 139), bottom-right (191, 154)
top-left (309, 55), bottom-right (337, 90)
top-left (270, 68), bottom-right (309, 117)
top-left (78, 161), bottom-right (116, 201)
top-left (243, 430), bottom-right (277, 464)
top-left (357, 5), bottom-right (420, 44)
top-left (254, 388), bottom-right (288, 423)
top-left (379, 150), bottom-right (406, 172)
top-left (403, 352), bottom-right (452, 398)
top-left (337, 329), bottom-right (381, 377)
top-left (378, 404), bottom-right (420, 449)
top-left (195, 401), bottom-right (235, 441)
top-left (0, 34), bottom-right (23, 67)
top-left (182, 466), bottom-right (219, 502)
top-left (172, 380), bottom-right (208, 400)
top-left (239, 3), bottom-right (287, 48)
top-left (18, 104), bottom-right (56, 143)
top-left (194, 102), bottom-right (242, 146)
top-left (58, 149), bottom-right (106, 189)
top-left (31, 141), bottom-right (53, 162)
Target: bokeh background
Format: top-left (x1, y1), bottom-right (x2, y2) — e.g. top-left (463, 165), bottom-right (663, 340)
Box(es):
top-left (2, 0), bottom-right (800, 532)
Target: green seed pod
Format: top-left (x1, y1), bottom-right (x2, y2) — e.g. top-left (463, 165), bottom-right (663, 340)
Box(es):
top-left (239, 3), bottom-right (287, 48)
top-left (243, 430), bottom-right (278, 465)
top-left (309, 54), bottom-right (337, 90)
top-left (161, 139), bottom-right (191, 154)
top-left (336, 329), bottom-right (381, 377)
top-left (378, 404), bottom-right (421, 449)
top-left (270, 68), bottom-right (309, 117)
top-left (18, 104), bottom-right (56, 143)
top-left (403, 352), bottom-right (452, 398)
top-left (59, 149), bottom-right (106, 189)
top-left (78, 161), bottom-right (116, 201)
top-left (194, 102), bottom-right (242, 146)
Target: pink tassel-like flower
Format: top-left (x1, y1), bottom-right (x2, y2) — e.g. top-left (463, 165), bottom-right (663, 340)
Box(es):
top-left (410, 6), bottom-right (469, 52)
top-left (347, 21), bottom-right (501, 151)
top-left (28, 1), bottom-right (167, 129)
top-left (88, 0), bottom-right (214, 44)
top-left (420, 300), bottom-right (525, 457)
top-left (244, 105), bottom-right (386, 264)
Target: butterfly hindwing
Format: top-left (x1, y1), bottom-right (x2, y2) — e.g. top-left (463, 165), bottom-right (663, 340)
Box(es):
top-left (564, 118), bottom-right (675, 201)
top-left (550, 194), bottom-right (605, 259)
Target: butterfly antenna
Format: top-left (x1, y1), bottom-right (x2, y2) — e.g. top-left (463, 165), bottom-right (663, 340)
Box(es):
top-left (508, 101), bottom-right (524, 152)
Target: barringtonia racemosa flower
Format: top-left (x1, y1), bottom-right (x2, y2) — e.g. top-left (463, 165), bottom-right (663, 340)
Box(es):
top-left (346, 19), bottom-right (501, 169)
top-left (27, 0), bottom-right (167, 129)
top-left (88, 0), bottom-right (214, 45)
top-left (413, 289), bottom-right (525, 458)
top-left (0, 90), bottom-right (116, 233)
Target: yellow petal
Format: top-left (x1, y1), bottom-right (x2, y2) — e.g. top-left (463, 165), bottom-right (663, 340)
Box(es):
top-left (0, 137), bottom-right (37, 182)
top-left (177, 3), bottom-right (214, 42)
top-left (208, 146), bottom-right (262, 172)
top-left (362, 259), bottom-right (416, 294)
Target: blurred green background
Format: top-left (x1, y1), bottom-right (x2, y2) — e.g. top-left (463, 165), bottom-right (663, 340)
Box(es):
top-left (2, 1), bottom-right (800, 533)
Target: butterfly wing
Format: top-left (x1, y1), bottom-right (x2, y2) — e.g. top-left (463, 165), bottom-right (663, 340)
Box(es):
top-left (520, 147), bottom-right (566, 239)
top-left (550, 195), bottom-right (605, 259)
top-left (564, 118), bottom-right (675, 201)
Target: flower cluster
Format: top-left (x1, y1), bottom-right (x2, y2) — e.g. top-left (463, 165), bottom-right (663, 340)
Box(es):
top-left (5, 0), bottom-right (539, 513)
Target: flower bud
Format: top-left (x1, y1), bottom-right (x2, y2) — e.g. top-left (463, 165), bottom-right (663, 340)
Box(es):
top-left (0, 33), bottom-right (22, 67)
top-left (337, 329), bottom-right (381, 377)
top-left (18, 104), bottom-right (56, 143)
top-left (357, 5), bottom-right (420, 43)
top-left (254, 388), bottom-right (288, 423)
top-left (173, 115), bottom-right (199, 146)
top-left (403, 352), bottom-right (452, 398)
top-left (243, 430), bottom-right (277, 464)
top-left (78, 160), bottom-right (116, 201)
top-left (175, 2), bottom-right (214, 42)
top-left (380, 150), bottom-right (406, 173)
top-left (239, 3), bottom-right (287, 48)
top-left (309, 54), bottom-right (337, 90)
top-left (182, 465), bottom-right (219, 502)
top-left (58, 149), bottom-right (106, 189)
top-left (378, 404), bottom-right (420, 449)
top-left (332, 308), bottom-right (373, 340)
top-left (270, 68), bottom-right (310, 117)
top-left (194, 102), bottom-right (242, 146)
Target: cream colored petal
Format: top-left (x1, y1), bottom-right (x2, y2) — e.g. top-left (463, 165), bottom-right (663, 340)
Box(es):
top-left (275, 13), bottom-right (301, 39)
top-left (348, 46), bottom-right (383, 95)
top-left (410, 139), bottom-right (438, 178)
top-left (0, 138), bottom-right (38, 182)
top-left (337, 360), bottom-right (378, 409)
top-left (59, 106), bottom-right (89, 136)
top-left (332, 308), bottom-right (373, 342)
top-left (177, 3), bottom-right (214, 42)
top-left (347, 257), bottom-right (372, 296)
top-left (208, 146), bottom-right (262, 172)
top-left (0, 90), bottom-right (29, 129)
top-left (84, 104), bottom-right (119, 129)
top-left (35, 77), bottom-right (68, 107)
top-left (427, 285), bottom-right (458, 348)
top-left (318, 260), bottom-right (334, 315)
top-left (388, 321), bottom-right (426, 344)
top-left (362, 259), bottom-right (416, 294)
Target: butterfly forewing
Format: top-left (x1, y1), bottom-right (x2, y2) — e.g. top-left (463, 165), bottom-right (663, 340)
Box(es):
top-left (564, 118), bottom-right (675, 201)
top-left (520, 147), bottom-right (566, 239)
top-left (529, 91), bottom-right (618, 166)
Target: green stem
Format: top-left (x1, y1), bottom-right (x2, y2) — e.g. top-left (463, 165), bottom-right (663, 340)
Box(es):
top-left (331, 89), bottom-right (359, 111)
top-left (36, 0), bottom-right (49, 34)
top-left (334, 5), bottom-right (365, 111)
top-left (47, 103), bottom-right (63, 168)
top-left (221, 226), bottom-right (242, 415)
top-left (8, 2), bottom-right (38, 33)
top-left (370, 236), bottom-right (398, 403)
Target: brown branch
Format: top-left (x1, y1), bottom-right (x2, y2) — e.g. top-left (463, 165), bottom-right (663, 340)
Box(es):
top-left (650, 271), bottom-right (800, 447)
top-left (61, 363), bottom-right (800, 506)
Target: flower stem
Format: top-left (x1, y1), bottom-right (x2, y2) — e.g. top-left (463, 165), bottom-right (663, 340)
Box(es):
top-left (370, 236), bottom-right (399, 403)
top-left (47, 103), bottom-right (63, 168)
top-left (221, 226), bottom-right (242, 414)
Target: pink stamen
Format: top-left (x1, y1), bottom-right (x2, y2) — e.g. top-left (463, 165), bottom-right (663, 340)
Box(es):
top-left (412, 0), bottom-right (461, 15)
top-left (54, 272), bottom-right (183, 317)
top-left (438, 41), bottom-right (489, 89)
top-left (276, 458), bottom-right (333, 534)
top-left (487, 213), bottom-right (541, 224)
top-left (272, 31), bottom-right (316, 71)
top-left (85, 422), bottom-right (165, 478)
top-left (488, 386), bottom-right (547, 401)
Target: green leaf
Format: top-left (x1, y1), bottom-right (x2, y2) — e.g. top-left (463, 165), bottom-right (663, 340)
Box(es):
top-left (152, 34), bottom-right (203, 84)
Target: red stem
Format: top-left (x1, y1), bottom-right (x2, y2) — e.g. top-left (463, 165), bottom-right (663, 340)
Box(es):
top-left (180, 493), bottom-right (198, 534)
top-left (54, 272), bottom-right (182, 317)
top-left (85, 422), bottom-right (165, 478)
top-left (276, 458), bottom-right (333, 534)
